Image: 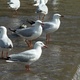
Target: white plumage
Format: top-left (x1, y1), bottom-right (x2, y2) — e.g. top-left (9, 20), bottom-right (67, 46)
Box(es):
top-left (6, 41), bottom-right (47, 71)
top-left (0, 26), bottom-right (13, 58)
top-left (13, 20), bottom-right (43, 48)
top-left (34, 0), bottom-right (48, 20)
top-left (7, 0), bottom-right (20, 10)
top-left (42, 14), bottom-right (63, 43)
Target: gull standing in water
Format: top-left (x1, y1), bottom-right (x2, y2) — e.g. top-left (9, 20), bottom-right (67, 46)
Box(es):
top-left (7, 0), bottom-right (20, 15)
top-left (27, 14), bottom-right (63, 43)
top-left (13, 20), bottom-right (43, 48)
top-left (0, 26), bottom-right (13, 58)
top-left (42, 14), bottom-right (63, 43)
top-left (6, 41), bottom-right (47, 71)
top-left (34, 0), bottom-right (48, 21)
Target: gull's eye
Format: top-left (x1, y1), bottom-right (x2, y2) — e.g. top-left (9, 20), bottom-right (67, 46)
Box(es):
top-left (40, 43), bottom-right (43, 45)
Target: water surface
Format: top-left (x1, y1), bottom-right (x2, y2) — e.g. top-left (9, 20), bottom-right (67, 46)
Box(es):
top-left (0, 0), bottom-right (80, 80)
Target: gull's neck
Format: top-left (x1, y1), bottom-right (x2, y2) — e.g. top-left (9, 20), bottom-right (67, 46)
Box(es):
top-left (52, 17), bottom-right (60, 25)
top-left (0, 30), bottom-right (7, 38)
top-left (34, 23), bottom-right (42, 32)
top-left (40, 0), bottom-right (45, 4)
top-left (34, 45), bottom-right (42, 59)
top-left (34, 46), bottom-right (42, 54)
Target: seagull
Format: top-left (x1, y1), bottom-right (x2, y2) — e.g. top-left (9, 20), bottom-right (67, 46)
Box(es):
top-left (10, 20), bottom-right (43, 48)
top-left (34, 0), bottom-right (48, 6)
top-left (35, 0), bottom-right (48, 21)
top-left (0, 26), bottom-right (13, 58)
top-left (42, 14), bottom-right (63, 43)
top-left (27, 14), bottom-right (63, 43)
top-left (6, 41), bottom-right (47, 71)
top-left (7, 0), bottom-right (20, 15)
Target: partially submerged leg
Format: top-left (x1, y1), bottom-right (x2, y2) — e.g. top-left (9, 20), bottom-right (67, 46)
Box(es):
top-left (15, 10), bottom-right (18, 15)
top-left (46, 34), bottom-right (51, 44)
top-left (25, 40), bottom-right (33, 49)
top-left (39, 14), bottom-right (41, 20)
top-left (29, 40), bottom-right (33, 48)
top-left (42, 15), bottom-right (45, 21)
top-left (6, 51), bottom-right (8, 58)
top-left (25, 65), bottom-right (30, 71)
top-left (25, 40), bottom-right (30, 48)
top-left (12, 10), bottom-right (18, 17)
top-left (1, 51), bottom-right (4, 58)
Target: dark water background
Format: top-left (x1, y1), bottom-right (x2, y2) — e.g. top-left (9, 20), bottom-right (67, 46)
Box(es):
top-left (0, 0), bottom-right (80, 80)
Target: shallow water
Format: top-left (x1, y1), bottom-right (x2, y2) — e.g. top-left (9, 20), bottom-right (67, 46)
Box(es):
top-left (0, 0), bottom-right (80, 80)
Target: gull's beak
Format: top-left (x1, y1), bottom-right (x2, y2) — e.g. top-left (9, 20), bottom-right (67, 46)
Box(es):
top-left (41, 23), bottom-right (44, 26)
top-left (61, 15), bottom-right (64, 17)
top-left (44, 45), bottom-right (48, 48)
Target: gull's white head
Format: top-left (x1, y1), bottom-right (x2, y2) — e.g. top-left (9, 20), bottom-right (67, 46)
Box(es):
top-left (35, 20), bottom-right (42, 26)
top-left (0, 26), bottom-right (7, 38)
top-left (0, 26), bottom-right (7, 34)
top-left (36, 20), bottom-right (42, 23)
top-left (53, 13), bottom-right (63, 19)
top-left (34, 41), bottom-right (47, 48)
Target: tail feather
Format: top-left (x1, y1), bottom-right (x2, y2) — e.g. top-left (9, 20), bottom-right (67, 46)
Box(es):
top-left (0, 57), bottom-right (10, 60)
top-left (6, 57), bottom-right (14, 62)
top-left (6, 60), bottom-right (14, 62)
top-left (8, 28), bottom-right (16, 32)
top-left (0, 57), bottom-right (14, 62)
top-left (27, 19), bottom-right (35, 25)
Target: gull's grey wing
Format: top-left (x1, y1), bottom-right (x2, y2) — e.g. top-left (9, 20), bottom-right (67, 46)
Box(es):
top-left (0, 40), bottom-right (12, 48)
top-left (0, 40), bottom-right (6, 48)
top-left (9, 52), bottom-right (35, 62)
top-left (27, 19), bottom-right (35, 25)
top-left (42, 22), bottom-right (54, 31)
top-left (16, 28), bottom-right (35, 37)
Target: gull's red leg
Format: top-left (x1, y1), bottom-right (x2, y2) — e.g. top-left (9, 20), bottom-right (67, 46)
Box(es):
top-left (46, 34), bottom-right (50, 44)
top-left (1, 51), bottom-right (4, 58)
top-left (6, 51), bottom-right (8, 58)
top-left (25, 65), bottom-right (30, 71)
top-left (25, 40), bottom-right (30, 47)
top-left (42, 15), bottom-right (45, 21)
top-left (25, 40), bottom-right (33, 49)
top-left (46, 34), bottom-right (49, 44)
top-left (29, 40), bottom-right (33, 49)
